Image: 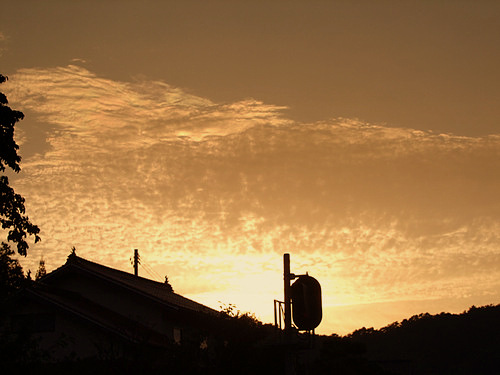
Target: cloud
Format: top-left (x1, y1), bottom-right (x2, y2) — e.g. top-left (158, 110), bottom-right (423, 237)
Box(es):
top-left (4, 65), bottom-right (500, 332)
top-left (7, 65), bottom-right (289, 144)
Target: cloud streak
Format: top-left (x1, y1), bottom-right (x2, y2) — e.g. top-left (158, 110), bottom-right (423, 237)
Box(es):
top-left (4, 65), bottom-right (500, 333)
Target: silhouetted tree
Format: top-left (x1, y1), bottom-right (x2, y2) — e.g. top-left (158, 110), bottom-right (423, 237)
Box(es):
top-left (0, 243), bottom-right (25, 300)
top-left (0, 73), bottom-right (40, 256)
top-left (348, 305), bottom-right (500, 374)
top-left (34, 258), bottom-right (46, 280)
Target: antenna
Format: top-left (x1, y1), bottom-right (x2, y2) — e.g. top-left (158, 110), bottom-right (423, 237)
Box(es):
top-left (133, 249), bottom-right (140, 276)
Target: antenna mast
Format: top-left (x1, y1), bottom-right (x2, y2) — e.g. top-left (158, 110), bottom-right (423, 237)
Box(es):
top-left (133, 249), bottom-right (140, 276)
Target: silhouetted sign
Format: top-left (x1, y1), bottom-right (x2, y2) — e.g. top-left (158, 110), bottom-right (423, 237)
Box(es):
top-left (291, 275), bottom-right (322, 330)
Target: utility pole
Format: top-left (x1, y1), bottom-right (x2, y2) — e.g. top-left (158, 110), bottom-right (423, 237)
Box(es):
top-left (133, 249), bottom-right (139, 276)
top-left (283, 253), bottom-right (296, 375)
top-left (283, 253), bottom-right (293, 334)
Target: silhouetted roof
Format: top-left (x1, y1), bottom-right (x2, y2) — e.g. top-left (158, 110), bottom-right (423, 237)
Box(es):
top-left (45, 254), bottom-right (218, 316)
top-left (24, 284), bottom-right (169, 346)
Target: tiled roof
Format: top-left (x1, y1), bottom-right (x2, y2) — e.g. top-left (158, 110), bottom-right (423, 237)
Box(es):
top-left (47, 254), bottom-right (218, 316)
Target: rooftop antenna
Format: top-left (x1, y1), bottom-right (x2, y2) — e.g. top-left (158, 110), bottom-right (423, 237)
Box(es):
top-left (133, 249), bottom-right (140, 276)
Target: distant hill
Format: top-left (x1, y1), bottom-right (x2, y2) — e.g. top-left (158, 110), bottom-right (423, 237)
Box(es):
top-left (342, 304), bottom-right (500, 374)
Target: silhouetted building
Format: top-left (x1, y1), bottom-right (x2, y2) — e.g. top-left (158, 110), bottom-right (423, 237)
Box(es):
top-left (1, 253), bottom-right (219, 362)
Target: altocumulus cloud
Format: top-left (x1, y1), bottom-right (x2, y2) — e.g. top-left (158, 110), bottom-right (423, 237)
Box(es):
top-left (4, 65), bottom-right (500, 331)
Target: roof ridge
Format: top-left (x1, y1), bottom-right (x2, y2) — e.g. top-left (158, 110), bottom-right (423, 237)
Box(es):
top-left (61, 254), bottom-right (218, 315)
top-left (70, 254), bottom-right (157, 280)
top-left (69, 254), bottom-right (183, 292)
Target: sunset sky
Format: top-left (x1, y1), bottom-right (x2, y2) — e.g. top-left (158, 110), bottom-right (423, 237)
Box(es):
top-left (1, 1), bottom-right (499, 334)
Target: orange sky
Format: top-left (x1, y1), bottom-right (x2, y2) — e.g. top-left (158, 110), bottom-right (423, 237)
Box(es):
top-left (1, 1), bottom-right (499, 334)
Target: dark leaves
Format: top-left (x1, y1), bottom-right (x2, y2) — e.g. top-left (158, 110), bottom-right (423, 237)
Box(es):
top-left (0, 74), bottom-right (40, 256)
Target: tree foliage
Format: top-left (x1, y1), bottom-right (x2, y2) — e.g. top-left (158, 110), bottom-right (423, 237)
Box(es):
top-left (0, 74), bottom-right (40, 256)
top-left (0, 243), bottom-right (25, 299)
top-left (348, 305), bottom-right (500, 374)
top-left (34, 259), bottom-right (46, 280)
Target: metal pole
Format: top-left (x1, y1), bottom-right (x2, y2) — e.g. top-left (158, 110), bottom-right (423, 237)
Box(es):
top-left (274, 300), bottom-right (278, 328)
top-left (283, 254), bottom-right (296, 375)
top-left (134, 249), bottom-right (139, 276)
top-left (284, 253), bottom-right (292, 333)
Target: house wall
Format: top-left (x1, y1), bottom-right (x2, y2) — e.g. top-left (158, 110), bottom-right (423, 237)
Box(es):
top-left (3, 297), bottom-right (126, 361)
top-left (48, 272), bottom-right (184, 342)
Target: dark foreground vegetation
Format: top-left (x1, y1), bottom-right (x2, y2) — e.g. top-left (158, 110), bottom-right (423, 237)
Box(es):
top-left (2, 297), bottom-right (500, 375)
top-left (347, 304), bottom-right (500, 375)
